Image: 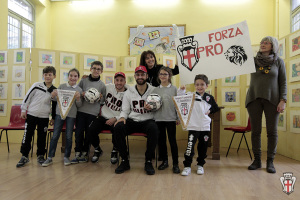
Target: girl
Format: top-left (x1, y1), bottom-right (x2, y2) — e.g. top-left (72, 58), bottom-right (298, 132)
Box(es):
top-left (42, 68), bottom-right (82, 166)
top-left (153, 66), bottom-right (180, 174)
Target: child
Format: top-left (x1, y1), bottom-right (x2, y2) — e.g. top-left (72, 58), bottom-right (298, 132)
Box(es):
top-left (71, 61), bottom-right (106, 164)
top-left (42, 68), bottom-right (82, 166)
top-left (16, 66), bottom-right (57, 168)
top-left (178, 74), bottom-right (219, 176)
top-left (153, 66), bottom-right (180, 174)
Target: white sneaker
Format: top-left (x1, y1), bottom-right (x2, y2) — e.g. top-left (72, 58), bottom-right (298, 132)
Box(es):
top-left (181, 167), bottom-right (191, 176)
top-left (197, 165), bottom-right (204, 175)
top-left (42, 158), bottom-right (53, 167)
top-left (64, 157), bottom-right (71, 166)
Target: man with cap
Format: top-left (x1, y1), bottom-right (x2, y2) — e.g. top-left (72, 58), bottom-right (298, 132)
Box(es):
top-left (88, 72), bottom-right (128, 164)
top-left (114, 65), bottom-right (159, 175)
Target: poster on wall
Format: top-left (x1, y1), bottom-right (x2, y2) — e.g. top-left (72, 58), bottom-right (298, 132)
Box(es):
top-left (60, 69), bottom-right (69, 84)
top-left (222, 88), bottom-right (240, 106)
top-left (60, 52), bottom-right (75, 68)
top-left (124, 57), bottom-right (136, 71)
top-left (289, 58), bottom-right (300, 82)
top-left (0, 100), bottom-right (7, 116)
top-left (0, 51), bottom-right (8, 65)
top-left (289, 31), bottom-right (300, 57)
top-left (102, 73), bottom-right (114, 84)
top-left (290, 110), bottom-right (300, 133)
top-left (84, 55), bottom-right (99, 70)
top-left (129, 24), bottom-right (186, 56)
top-left (39, 51), bottom-right (55, 66)
top-left (175, 21), bottom-right (255, 84)
top-left (163, 55), bottom-right (176, 69)
top-left (278, 111), bottom-right (286, 131)
top-left (103, 57), bottom-right (116, 72)
top-left (222, 76), bottom-right (240, 86)
top-left (278, 38), bottom-right (286, 60)
top-left (14, 50), bottom-right (26, 64)
top-left (222, 107), bottom-right (241, 126)
top-left (126, 75), bottom-right (135, 86)
top-left (12, 66), bottom-right (26, 82)
top-left (12, 83), bottom-right (25, 99)
top-left (0, 83), bottom-right (8, 99)
top-left (39, 67), bottom-right (55, 84)
top-left (289, 84), bottom-right (300, 107)
top-left (0, 66), bottom-right (8, 82)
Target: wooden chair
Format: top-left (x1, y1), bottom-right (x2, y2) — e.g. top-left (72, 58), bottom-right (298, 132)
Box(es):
top-left (0, 105), bottom-right (34, 156)
top-left (224, 118), bottom-right (252, 160)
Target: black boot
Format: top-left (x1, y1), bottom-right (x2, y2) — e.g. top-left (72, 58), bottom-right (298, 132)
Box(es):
top-left (248, 157), bottom-right (261, 170)
top-left (115, 159), bottom-right (130, 174)
top-left (158, 160), bottom-right (169, 170)
top-left (266, 158), bottom-right (276, 173)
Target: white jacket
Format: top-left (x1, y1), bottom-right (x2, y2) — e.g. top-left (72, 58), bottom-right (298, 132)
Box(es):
top-left (119, 83), bottom-right (155, 122)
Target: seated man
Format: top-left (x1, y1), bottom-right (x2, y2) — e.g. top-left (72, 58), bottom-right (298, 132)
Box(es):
top-left (89, 72), bottom-right (128, 164)
top-left (114, 66), bottom-right (159, 175)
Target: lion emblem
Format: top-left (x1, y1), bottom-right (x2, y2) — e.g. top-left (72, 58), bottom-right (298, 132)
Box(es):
top-left (224, 45), bottom-right (248, 66)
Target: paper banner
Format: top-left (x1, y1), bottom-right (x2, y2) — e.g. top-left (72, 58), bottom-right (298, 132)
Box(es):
top-left (57, 89), bottom-right (76, 120)
top-left (172, 93), bottom-right (195, 129)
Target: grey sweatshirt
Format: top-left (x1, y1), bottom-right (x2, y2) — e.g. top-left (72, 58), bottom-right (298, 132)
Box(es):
top-left (246, 57), bottom-right (287, 107)
top-left (153, 84), bottom-right (178, 122)
top-left (55, 83), bottom-right (83, 118)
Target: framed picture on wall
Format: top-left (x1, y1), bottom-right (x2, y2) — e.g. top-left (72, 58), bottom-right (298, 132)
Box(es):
top-left (124, 57), bottom-right (136, 71)
top-left (222, 107), bottom-right (241, 126)
top-left (60, 52), bottom-right (75, 68)
top-left (221, 88), bottom-right (240, 106)
top-left (102, 73), bottom-right (114, 84)
top-left (103, 57), bottom-right (117, 72)
top-left (290, 110), bottom-right (300, 133)
top-left (0, 100), bottom-right (7, 116)
top-left (0, 66), bottom-right (8, 82)
top-left (84, 55), bottom-right (99, 70)
top-left (12, 83), bottom-right (25, 99)
top-left (278, 111), bottom-right (286, 131)
top-left (0, 51), bottom-right (8, 65)
top-left (39, 51), bottom-right (55, 66)
top-left (278, 38), bottom-right (286, 60)
top-left (163, 55), bottom-right (176, 69)
top-left (14, 50), bottom-right (26, 64)
top-left (126, 75), bottom-right (135, 86)
top-left (0, 83), bottom-right (8, 99)
top-left (289, 58), bottom-right (300, 82)
top-left (12, 66), bottom-right (26, 82)
top-left (289, 31), bottom-right (300, 57)
top-left (222, 76), bottom-right (240, 86)
top-left (60, 69), bottom-right (69, 84)
top-left (289, 84), bottom-right (300, 107)
top-left (39, 67), bottom-right (56, 84)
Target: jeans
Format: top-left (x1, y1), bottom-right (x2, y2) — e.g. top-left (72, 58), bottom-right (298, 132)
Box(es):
top-left (48, 115), bottom-right (75, 158)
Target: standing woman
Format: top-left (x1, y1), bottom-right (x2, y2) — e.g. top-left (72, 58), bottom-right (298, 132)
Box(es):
top-left (246, 36), bottom-right (287, 173)
top-left (140, 50), bottom-right (179, 87)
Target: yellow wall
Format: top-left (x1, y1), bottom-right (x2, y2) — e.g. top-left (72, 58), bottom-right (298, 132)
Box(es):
top-left (0, 0), bottom-right (8, 49)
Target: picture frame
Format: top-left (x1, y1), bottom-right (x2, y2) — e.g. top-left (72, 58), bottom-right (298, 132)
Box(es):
top-left (14, 50), bottom-right (26, 64)
top-left (128, 24), bottom-right (186, 56)
top-left (289, 58), bottom-right (300, 82)
top-left (290, 110), bottom-right (300, 133)
top-left (103, 57), bottom-right (117, 72)
top-left (221, 88), bottom-right (240, 106)
top-left (102, 73), bottom-right (115, 84)
top-left (60, 52), bottom-right (75, 68)
top-left (124, 57), bottom-right (137, 71)
top-left (222, 107), bottom-right (241, 126)
top-left (278, 38), bottom-right (286, 60)
top-left (0, 66), bottom-right (8, 82)
top-left (289, 84), bottom-right (300, 107)
top-left (84, 55), bottom-right (99, 70)
top-left (39, 51), bottom-right (55, 66)
top-left (12, 66), bottom-right (26, 82)
top-left (39, 67), bottom-right (56, 84)
top-left (278, 111), bottom-right (286, 132)
top-left (0, 100), bottom-right (7, 116)
top-left (289, 31), bottom-right (300, 57)
top-left (222, 76), bottom-right (240, 86)
top-left (0, 51), bottom-right (8, 65)
top-left (60, 69), bottom-right (69, 84)
top-left (12, 83), bottom-right (25, 99)
top-left (163, 55), bottom-right (176, 69)
top-left (0, 83), bottom-right (8, 99)
top-left (126, 75), bottom-right (135, 86)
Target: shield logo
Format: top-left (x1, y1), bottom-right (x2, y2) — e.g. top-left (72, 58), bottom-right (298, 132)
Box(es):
top-left (177, 36), bottom-right (199, 71)
top-left (280, 172), bottom-right (296, 195)
top-left (180, 103), bottom-right (189, 116)
top-left (62, 97), bottom-right (69, 107)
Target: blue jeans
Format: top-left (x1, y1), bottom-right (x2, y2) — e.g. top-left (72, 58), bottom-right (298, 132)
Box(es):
top-left (48, 115), bottom-right (75, 158)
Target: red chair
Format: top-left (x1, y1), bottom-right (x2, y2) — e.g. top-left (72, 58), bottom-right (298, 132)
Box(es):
top-left (224, 118), bottom-right (252, 160)
top-left (0, 106), bottom-right (34, 155)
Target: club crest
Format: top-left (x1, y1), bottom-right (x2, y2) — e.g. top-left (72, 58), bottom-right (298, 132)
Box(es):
top-left (280, 172), bottom-right (296, 195)
top-left (177, 36), bottom-right (199, 71)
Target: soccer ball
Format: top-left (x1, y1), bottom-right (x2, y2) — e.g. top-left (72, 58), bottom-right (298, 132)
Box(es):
top-left (84, 88), bottom-right (101, 103)
top-left (146, 94), bottom-right (162, 111)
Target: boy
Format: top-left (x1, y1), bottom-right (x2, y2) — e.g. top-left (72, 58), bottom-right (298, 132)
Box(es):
top-left (178, 74), bottom-right (219, 176)
top-left (16, 66), bottom-right (57, 168)
top-left (71, 61), bottom-right (106, 164)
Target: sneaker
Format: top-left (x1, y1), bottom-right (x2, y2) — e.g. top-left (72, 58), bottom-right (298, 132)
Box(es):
top-left (64, 157), bottom-right (71, 166)
top-left (181, 167), bottom-right (191, 176)
top-left (71, 152), bottom-right (80, 164)
top-left (78, 152), bottom-right (89, 163)
top-left (115, 160), bottom-right (130, 174)
top-left (158, 160), bottom-right (169, 170)
top-left (16, 156), bottom-right (30, 168)
top-left (110, 150), bottom-right (118, 164)
top-left (91, 149), bottom-right (103, 163)
top-left (37, 155), bottom-right (46, 165)
top-left (42, 158), bottom-right (53, 167)
top-left (197, 165), bottom-right (204, 175)
top-left (172, 164), bottom-right (180, 174)
top-left (144, 161), bottom-right (155, 175)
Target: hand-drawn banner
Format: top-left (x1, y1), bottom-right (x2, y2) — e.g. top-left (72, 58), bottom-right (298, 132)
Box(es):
top-left (175, 21), bottom-right (255, 84)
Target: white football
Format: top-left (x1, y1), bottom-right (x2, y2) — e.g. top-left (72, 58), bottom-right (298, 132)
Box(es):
top-left (84, 88), bottom-right (101, 103)
top-left (146, 94), bottom-right (162, 111)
